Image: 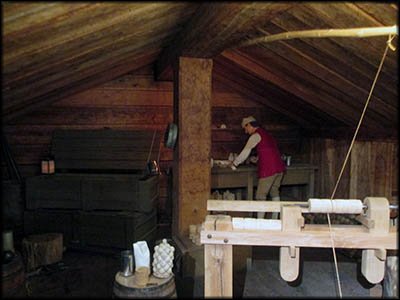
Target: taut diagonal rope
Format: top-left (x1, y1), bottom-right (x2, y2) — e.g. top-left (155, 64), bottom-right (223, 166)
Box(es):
top-left (327, 33), bottom-right (396, 298)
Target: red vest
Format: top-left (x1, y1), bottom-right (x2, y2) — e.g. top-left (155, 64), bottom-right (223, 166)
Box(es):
top-left (255, 128), bottom-right (286, 178)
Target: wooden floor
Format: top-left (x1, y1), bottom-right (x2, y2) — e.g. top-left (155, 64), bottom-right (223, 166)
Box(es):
top-left (14, 236), bottom-right (380, 298)
top-left (242, 246), bottom-right (372, 298)
top-left (188, 246), bottom-right (376, 298)
top-left (23, 248), bottom-right (120, 298)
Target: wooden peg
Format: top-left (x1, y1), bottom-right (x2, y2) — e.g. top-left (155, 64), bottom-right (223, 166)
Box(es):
top-left (289, 245), bottom-right (297, 258)
top-left (355, 215), bottom-right (375, 229)
top-left (297, 217), bottom-right (305, 228)
top-left (374, 248), bottom-right (386, 261)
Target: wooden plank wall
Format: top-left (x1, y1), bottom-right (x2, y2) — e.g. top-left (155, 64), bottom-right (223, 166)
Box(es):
top-left (305, 138), bottom-right (398, 205)
top-left (2, 65), bottom-right (302, 225)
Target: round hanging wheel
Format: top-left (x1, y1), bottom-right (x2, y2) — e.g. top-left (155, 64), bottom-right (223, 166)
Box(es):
top-left (164, 123), bottom-right (178, 149)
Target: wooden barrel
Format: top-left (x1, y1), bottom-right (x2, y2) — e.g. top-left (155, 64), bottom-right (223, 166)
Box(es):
top-left (113, 274), bottom-right (177, 298)
top-left (2, 251), bottom-right (26, 297)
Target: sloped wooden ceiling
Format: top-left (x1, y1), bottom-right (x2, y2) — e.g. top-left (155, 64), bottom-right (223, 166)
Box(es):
top-left (2, 2), bottom-right (398, 137)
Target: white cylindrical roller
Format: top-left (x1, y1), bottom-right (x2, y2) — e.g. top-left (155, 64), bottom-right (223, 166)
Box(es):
top-left (244, 218), bottom-right (257, 229)
top-left (308, 199), bottom-right (363, 214)
top-left (256, 219), bottom-right (281, 230)
top-left (232, 218), bottom-right (281, 230)
top-left (232, 217), bottom-right (244, 229)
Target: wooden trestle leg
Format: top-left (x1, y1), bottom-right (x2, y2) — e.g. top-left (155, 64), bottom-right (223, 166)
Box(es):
top-left (361, 197), bottom-right (390, 284)
top-left (279, 205), bottom-right (303, 282)
top-left (204, 215), bottom-right (233, 297)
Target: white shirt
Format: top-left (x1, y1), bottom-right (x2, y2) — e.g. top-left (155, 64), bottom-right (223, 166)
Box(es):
top-left (233, 133), bottom-right (261, 166)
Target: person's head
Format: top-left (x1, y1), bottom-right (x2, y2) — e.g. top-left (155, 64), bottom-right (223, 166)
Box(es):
top-left (241, 116), bottom-right (260, 135)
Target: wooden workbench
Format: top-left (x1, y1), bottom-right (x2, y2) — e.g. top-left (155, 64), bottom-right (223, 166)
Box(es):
top-left (211, 163), bottom-right (317, 200)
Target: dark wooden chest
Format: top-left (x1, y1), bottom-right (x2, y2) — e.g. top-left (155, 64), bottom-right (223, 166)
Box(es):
top-left (24, 129), bottom-right (162, 248)
top-left (25, 173), bottom-right (158, 212)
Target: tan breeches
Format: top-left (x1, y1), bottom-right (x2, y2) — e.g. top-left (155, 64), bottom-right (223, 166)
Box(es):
top-left (255, 172), bottom-right (283, 200)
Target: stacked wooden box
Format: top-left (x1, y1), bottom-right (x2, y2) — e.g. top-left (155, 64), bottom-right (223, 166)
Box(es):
top-left (24, 129), bottom-right (161, 249)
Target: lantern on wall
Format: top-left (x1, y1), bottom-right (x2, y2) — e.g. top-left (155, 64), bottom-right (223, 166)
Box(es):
top-left (41, 158), bottom-right (55, 174)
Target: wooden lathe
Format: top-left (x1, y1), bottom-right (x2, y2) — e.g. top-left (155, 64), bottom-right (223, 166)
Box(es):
top-left (200, 197), bottom-right (398, 297)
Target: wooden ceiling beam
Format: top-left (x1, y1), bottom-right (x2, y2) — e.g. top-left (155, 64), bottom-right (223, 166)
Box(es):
top-left (3, 3), bottom-right (188, 70)
top-left (221, 49), bottom-right (377, 128)
top-left (2, 2), bottom-right (397, 130)
top-left (3, 7), bottom-right (190, 90)
top-left (353, 2), bottom-right (399, 26)
top-left (3, 28), bottom-right (176, 112)
top-left (261, 33), bottom-right (397, 127)
top-left (287, 5), bottom-right (398, 80)
top-left (3, 49), bottom-right (161, 123)
top-left (302, 3), bottom-right (397, 75)
top-left (240, 46), bottom-right (397, 130)
top-left (4, 3), bottom-right (120, 63)
top-left (154, 2), bottom-right (295, 81)
top-left (212, 65), bottom-right (317, 128)
top-left (2, 3), bottom-right (93, 36)
top-left (270, 10), bottom-right (398, 104)
top-left (214, 55), bottom-right (343, 127)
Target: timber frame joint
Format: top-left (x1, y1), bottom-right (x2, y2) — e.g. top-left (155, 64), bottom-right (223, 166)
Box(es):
top-left (201, 197), bottom-right (397, 296)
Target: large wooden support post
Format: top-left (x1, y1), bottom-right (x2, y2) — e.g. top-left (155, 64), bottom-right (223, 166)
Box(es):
top-left (204, 215), bottom-right (233, 297)
top-left (172, 57), bottom-right (213, 236)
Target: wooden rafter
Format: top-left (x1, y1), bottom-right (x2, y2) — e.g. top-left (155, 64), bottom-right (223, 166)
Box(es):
top-left (155, 2), bottom-right (295, 80)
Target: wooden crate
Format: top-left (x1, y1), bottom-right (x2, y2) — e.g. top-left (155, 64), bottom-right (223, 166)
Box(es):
top-left (25, 175), bottom-right (81, 210)
top-left (23, 129), bottom-right (160, 250)
top-left (23, 209), bottom-right (78, 244)
top-left (81, 174), bottom-right (141, 211)
top-left (50, 129), bottom-right (162, 172)
top-left (136, 175), bottom-right (159, 212)
top-left (82, 173), bottom-right (159, 212)
top-left (25, 173), bottom-right (159, 212)
top-left (79, 209), bottom-right (157, 249)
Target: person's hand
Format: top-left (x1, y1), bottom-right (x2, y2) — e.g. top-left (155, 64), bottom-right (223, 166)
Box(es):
top-left (229, 162), bottom-right (237, 170)
top-left (249, 156), bottom-right (258, 164)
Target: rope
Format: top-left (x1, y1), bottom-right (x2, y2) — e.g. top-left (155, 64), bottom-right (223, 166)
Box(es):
top-left (157, 131), bottom-right (163, 163)
top-left (146, 130), bottom-right (157, 164)
top-left (327, 33), bottom-right (395, 298)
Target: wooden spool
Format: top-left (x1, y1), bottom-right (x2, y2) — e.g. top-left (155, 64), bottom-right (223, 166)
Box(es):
top-left (113, 274), bottom-right (177, 298)
top-left (2, 251), bottom-right (26, 297)
top-left (22, 232), bottom-right (63, 272)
